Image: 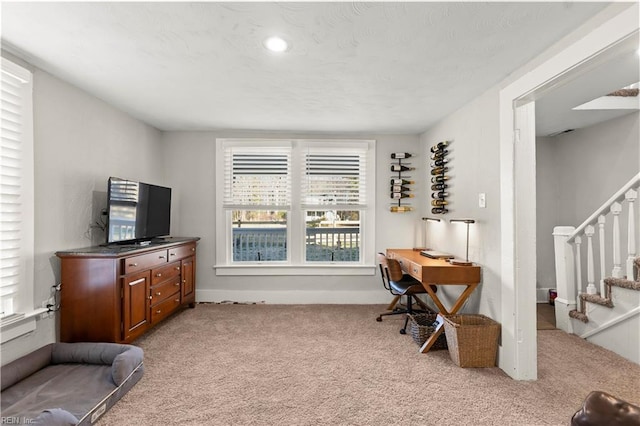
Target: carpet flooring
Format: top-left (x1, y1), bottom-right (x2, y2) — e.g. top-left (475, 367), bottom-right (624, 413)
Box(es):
top-left (99, 304), bottom-right (640, 425)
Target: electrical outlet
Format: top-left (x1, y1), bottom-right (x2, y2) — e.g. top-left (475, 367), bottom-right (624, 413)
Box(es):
top-left (478, 193), bottom-right (486, 208)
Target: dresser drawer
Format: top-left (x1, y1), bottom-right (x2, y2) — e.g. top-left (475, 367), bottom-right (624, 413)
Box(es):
top-left (150, 294), bottom-right (181, 323)
top-left (168, 243), bottom-right (196, 261)
top-left (150, 277), bottom-right (181, 306)
top-left (124, 250), bottom-right (169, 274)
top-left (151, 261), bottom-right (181, 286)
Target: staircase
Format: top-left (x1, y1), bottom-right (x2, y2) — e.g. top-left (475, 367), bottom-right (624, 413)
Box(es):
top-left (553, 173), bottom-right (640, 364)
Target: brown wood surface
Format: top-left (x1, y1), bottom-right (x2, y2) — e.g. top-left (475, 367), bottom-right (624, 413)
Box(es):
top-left (386, 248), bottom-right (482, 354)
top-left (57, 238), bottom-right (199, 343)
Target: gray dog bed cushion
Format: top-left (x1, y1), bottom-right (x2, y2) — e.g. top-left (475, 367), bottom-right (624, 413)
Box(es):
top-left (1, 342), bottom-right (143, 425)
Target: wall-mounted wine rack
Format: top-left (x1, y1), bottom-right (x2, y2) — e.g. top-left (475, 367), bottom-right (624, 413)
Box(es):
top-left (390, 153), bottom-right (414, 213)
top-left (429, 141), bottom-right (450, 215)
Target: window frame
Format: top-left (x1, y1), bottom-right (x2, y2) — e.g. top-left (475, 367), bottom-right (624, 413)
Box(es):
top-left (0, 57), bottom-right (36, 334)
top-left (215, 138), bottom-right (376, 276)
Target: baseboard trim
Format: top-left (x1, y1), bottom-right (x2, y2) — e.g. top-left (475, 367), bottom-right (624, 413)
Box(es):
top-left (196, 289), bottom-right (392, 304)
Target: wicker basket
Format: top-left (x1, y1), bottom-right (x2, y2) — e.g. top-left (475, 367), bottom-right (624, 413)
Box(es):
top-left (443, 314), bottom-right (500, 367)
top-left (408, 313), bottom-right (448, 350)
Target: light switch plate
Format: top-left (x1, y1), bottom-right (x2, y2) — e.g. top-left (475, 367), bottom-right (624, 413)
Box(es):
top-left (479, 193), bottom-right (486, 208)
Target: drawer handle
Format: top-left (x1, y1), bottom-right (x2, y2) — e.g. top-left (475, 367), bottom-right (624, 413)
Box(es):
top-left (156, 292), bottom-right (162, 296)
top-left (159, 255), bottom-right (166, 259)
top-left (183, 279), bottom-right (186, 283)
top-left (148, 295), bottom-right (153, 300)
top-left (175, 282), bottom-right (180, 287)
top-left (156, 309), bottom-right (162, 314)
top-left (175, 266), bottom-right (180, 271)
top-left (191, 248), bottom-right (195, 252)
top-left (170, 253), bottom-right (176, 256)
top-left (156, 273), bottom-right (162, 278)
top-left (129, 278), bottom-right (145, 286)
top-left (174, 298), bottom-right (180, 302)
top-left (129, 262), bottom-right (138, 267)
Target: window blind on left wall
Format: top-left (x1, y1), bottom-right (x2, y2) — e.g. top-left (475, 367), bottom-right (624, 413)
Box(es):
top-left (1, 58), bottom-right (34, 318)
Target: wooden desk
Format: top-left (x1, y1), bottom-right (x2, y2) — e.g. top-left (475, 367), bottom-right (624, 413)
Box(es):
top-left (386, 249), bottom-right (481, 353)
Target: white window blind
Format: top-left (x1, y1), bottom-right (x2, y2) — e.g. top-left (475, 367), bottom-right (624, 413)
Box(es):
top-left (222, 143), bottom-right (291, 209)
top-left (301, 145), bottom-right (367, 209)
top-left (1, 58), bottom-right (33, 318)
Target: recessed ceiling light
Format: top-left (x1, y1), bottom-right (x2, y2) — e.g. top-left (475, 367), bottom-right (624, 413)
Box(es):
top-left (263, 36), bottom-right (289, 53)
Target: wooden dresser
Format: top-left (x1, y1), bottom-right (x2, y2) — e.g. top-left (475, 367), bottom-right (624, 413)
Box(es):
top-left (56, 237), bottom-right (199, 343)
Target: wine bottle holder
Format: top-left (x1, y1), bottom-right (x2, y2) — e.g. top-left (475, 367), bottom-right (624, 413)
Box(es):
top-left (429, 141), bottom-right (450, 215)
top-left (390, 153), bottom-right (414, 213)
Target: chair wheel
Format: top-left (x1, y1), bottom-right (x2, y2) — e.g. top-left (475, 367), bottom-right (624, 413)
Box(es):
top-left (399, 329), bottom-right (406, 334)
top-left (376, 317), bottom-right (382, 322)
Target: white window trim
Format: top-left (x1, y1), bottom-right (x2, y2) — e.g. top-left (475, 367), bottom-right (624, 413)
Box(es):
top-left (215, 138), bottom-right (376, 276)
top-left (1, 58), bottom-right (35, 342)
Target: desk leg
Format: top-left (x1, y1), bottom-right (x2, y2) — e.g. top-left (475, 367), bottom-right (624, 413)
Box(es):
top-left (423, 285), bottom-right (449, 314)
top-left (419, 283), bottom-right (479, 354)
top-left (419, 321), bottom-right (445, 353)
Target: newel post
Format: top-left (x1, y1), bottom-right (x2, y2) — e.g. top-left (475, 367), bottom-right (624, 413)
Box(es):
top-left (553, 226), bottom-right (576, 333)
top-left (626, 189), bottom-right (637, 280)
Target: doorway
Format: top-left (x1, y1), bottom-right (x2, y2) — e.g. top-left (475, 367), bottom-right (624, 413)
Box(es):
top-left (499, 4), bottom-right (639, 380)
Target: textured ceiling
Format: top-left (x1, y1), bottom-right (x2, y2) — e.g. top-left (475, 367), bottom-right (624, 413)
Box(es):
top-left (1, 2), bottom-right (611, 133)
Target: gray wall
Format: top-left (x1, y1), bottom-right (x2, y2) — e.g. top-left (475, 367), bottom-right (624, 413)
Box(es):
top-left (1, 64), bottom-right (163, 364)
top-left (536, 112), bottom-right (640, 297)
top-left (161, 131), bottom-right (424, 304)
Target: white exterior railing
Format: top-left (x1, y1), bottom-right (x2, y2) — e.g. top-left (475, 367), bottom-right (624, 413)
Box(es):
top-left (554, 173), bottom-right (640, 325)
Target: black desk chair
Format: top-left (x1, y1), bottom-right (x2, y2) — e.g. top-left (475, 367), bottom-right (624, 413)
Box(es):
top-left (376, 253), bottom-right (434, 334)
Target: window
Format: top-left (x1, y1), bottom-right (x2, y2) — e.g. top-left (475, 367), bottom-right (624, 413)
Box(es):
top-left (216, 139), bottom-right (375, 275)
top-left (0, 58), bottom-right (34, 320)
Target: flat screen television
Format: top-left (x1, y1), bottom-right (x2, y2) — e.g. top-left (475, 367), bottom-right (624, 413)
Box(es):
top-left (106, 177), bottom-right (171, 244)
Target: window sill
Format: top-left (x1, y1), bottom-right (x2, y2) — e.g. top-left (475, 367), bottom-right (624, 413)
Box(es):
top-left (214, 264), bottom-right (376, 276)
top-left (1, 308), bottom-right (48, 344)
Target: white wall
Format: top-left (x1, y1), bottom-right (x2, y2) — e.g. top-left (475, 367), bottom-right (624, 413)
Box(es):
top-left (536, 112), bottom-right (640, 299)
top-left (418, 90), bottom-right (502, 319)
top-left (161, 131), bottom-right (423, 303)
top-left (1, 63), bottom-right (163, 364)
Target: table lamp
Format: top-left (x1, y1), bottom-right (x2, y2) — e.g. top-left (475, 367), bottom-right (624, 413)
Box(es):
top-left (421, 217), bottom-right (441, 250)
top-left (449, 219), bottom-right (475, 265)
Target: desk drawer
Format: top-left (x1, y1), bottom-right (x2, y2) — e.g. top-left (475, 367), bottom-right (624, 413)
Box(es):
top-left (150, 277), bottom-right (181, 306)
top-left (151, 294), bottom-right (181, 323)
top-left (406, 261), bottom-right (423, 280)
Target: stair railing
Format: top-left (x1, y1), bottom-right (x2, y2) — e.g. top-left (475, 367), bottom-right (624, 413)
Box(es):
top-left (554, 173), bottom-right (639, 322)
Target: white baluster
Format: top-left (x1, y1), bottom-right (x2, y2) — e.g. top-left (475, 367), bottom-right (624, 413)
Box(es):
top-left (611, 202), bottom-right (623, 278)
top-left (625, 189), bottom-right (637, 280)
top-left (597, 215), bottom-right (606, 296)
top-left (585, 225), bottom-right (597, 295)
top-left (575, 236), bottom-right (583, 310)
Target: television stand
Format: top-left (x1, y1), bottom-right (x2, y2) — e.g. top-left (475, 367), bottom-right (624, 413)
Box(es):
top-left (56, 237), bottom-right (199, 343)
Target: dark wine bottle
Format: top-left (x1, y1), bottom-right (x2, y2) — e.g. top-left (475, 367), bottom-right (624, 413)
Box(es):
top-left (391, 164), bottom-right (414, 172)
top-left (390, 178), bottom-right (415, 185)
top-left (430, 150), bottom-right (449, 160)
top-left (431, 183), bottom-right (448, 191)
top-left (430, 158), bottom-right (449, 167)
top-left (430, 167), bottom-right (449, 176)
top-left (431, 175), bottom-right (450, 183)
top-left (390, 192), bottom-right (415, 200)
top-left (390, 185), bottom-right (410, 193)
top-left (391, 152), bottom-right (412, 159)
top-left (431, 192), bottom-right (449, 199)
top-left (429, 141), bottom-right (450, 153)
top-left (432, 207), bottom-right (449, 214)
top-left (431, 199), bottom-right (449, 206)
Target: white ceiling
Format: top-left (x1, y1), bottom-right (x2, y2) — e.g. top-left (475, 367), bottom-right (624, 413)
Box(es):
top-left (1, 2), bottom-right (614, 134)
